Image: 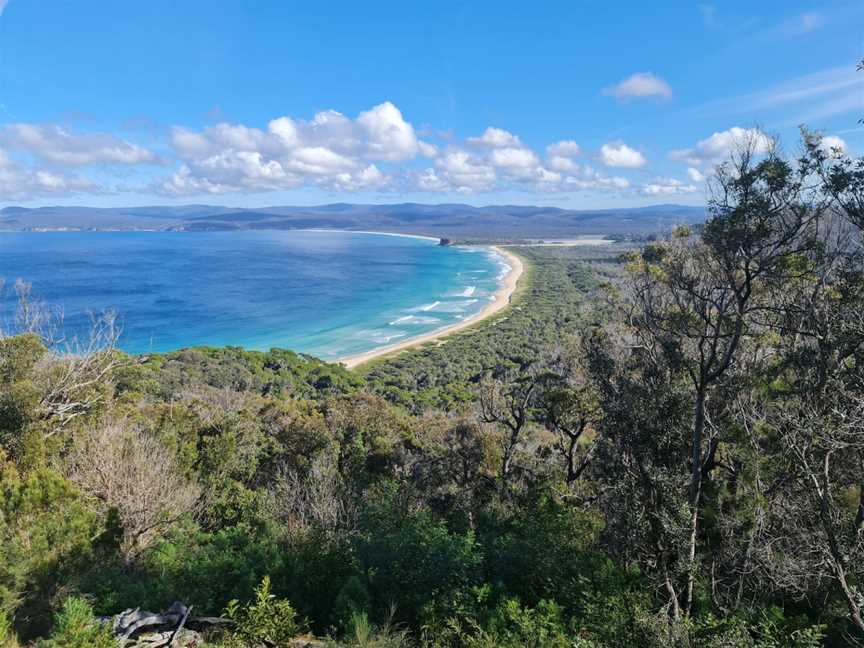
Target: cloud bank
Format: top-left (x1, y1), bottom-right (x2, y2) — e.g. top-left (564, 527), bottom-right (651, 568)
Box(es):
top-left (2, 102), bottom-right (844, 203)
top-left (158, 110), bottom-right (637, 197)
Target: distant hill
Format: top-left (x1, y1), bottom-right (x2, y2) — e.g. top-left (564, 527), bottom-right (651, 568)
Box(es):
top-left (0, 203), bottom-right (706, 240)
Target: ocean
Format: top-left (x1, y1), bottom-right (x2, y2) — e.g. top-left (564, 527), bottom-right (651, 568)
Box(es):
top-left (0, 230), bottom-right (508, 360)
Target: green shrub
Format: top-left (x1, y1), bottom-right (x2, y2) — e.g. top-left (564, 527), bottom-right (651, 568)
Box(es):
top-left (81, 522), bottom-right (288, 617)
top-left (483, 492), bottom-right (602, 607)
top-left (428, 597), bottom-right (591, 648)
top-left (339, 609), bottom-right (410, 648)
top-left (0, 465), bottom-right (97, 638)
top-left (356, 482), bottom-right (482, 627)
top-left (0, 611), bottom-right (15, 646)
top-left (279, 531), bottom-right (361, 632)
top-left (223, 576), bottom-right (306, 648)
top-left (333, 575), bottom-right (371, 631)
top-left (35, 597), bottom-right (114, 648)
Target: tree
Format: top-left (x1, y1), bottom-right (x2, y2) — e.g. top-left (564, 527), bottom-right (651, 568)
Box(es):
top-left (0, 283), bottom-right (123, 446)
top-left (608, 132), bottom-right (820, 617)
top-left (536, 338), bottom-right (603, 484)
top-left (746, 134), bottom-right (864, 634)
top-left (478, 368), bottom-right (540, 487)
top-left (67, 419), bottom-right (200, 561)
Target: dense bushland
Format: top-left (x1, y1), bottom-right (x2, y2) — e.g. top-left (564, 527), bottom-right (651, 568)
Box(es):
top-left (1, 131), bottom-right (863, 646)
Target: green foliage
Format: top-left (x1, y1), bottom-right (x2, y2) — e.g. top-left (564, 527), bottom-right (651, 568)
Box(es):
top-left (35, 597), bottom-right (114, 648)
top-left (124, 346), bottom-right (363, 401)
top-left (483, 492), bottom-right (603, 607)
top-left (0, 334), bottom-right (46, 454)
top-left (0, 463), bottom-right (96, 638)
top-left (338, 610), bottom-right (410, 648)
top-left (362, 247), bottom-right (615, 411)
top-left (281, 533), bottom-right (360, 632)
top-left (334, 576), bottom-right (372, 630)
top-left (0, 611), bottom-right (14, 646)
top-left (81, 525), bottom-right (285, 616)
top-left (356, 482), bottom-right (483, 627)
top-left (431, 598), bottom-right (587, 648)
top-left (223, 576), bottom-right (306, 648)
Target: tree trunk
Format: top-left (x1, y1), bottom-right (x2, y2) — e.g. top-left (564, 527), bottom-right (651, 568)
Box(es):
top-left (855, 480), bottom-right (864, 535)
top-left (685, 387), bottom-right (707, 616)
top-left (811, 457), bottom-right (864, 635)
top-left (834, 559), bottom-right (864, 635)
top-left (663, 562), bottom-right (681, 622)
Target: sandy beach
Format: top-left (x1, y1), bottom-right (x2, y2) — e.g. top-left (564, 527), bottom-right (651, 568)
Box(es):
top-left (298, 228), bottom-right (441, 242)
top-left (510, 237), bottom-right (613, 247)
top-left (339, 245), bottom-right (524, 369)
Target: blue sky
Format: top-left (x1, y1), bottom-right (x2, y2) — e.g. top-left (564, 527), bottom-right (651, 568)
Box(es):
top-left (0, 0), bottom-right (861, 208)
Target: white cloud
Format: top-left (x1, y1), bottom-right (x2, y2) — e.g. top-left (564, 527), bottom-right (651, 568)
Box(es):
top-left (687, 167), bottom-right (706, 182)
top-left (604, 72), bottom-right (672, 100)
top-left (467, 127), bottom-right (522, 148)
top-left (268, 117), bottom-right (300, 148)
top-left (434, 150), bottom-right (496, 192)
top-left (640, 178), bottom-right (698, 196)
top-left (0, 149), bottom-right (97, 200)
top-left (160, 165), bottom-right (236, 195)
top-left (700, 66), bottom-right (860, 126)
top-left (546, 140), bottom-right (581, 157)
top-left (418, 141), bottom-right (438, 158)
top-left (534, 167), bottom-right (562, 185)
top-left (563, 174), bottom-right (630, 191)
top-left (549, 163), bottom-right (629, 191)
top-left (412, 141), bottom-right (635, 195)
top-left (162, 152), bottom-right (295, 196)
top-left (819, 135), bottom-right (847, 157)
top-left (157, 105), bottom-right (646, 197)
top-left (357, 101), bottom-right (423, 161)
top-left (670, 127), bottom-right (773, 167)
top-left (600, 142), bottom-right (647, 168)
top-left (415, 168), bottom-right (449, 192)
top-left (170, 128), bottom-right (213, 157)
top-left (547, 156), bottom-right (578, 172)
top-left (163, 102), bottom-right (427, 195)
top-left (488, 147), bottom-right (539, 175)
top-left (2, 124), bottom-right (158, 165)
top-left (287, 146), bottom-right (356, 175)
top-left (330, 164), bottom-right (388, 191)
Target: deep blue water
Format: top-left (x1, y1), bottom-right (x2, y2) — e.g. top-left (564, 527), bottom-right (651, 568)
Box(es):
top-left (0, 230), bottom-right (507, 359)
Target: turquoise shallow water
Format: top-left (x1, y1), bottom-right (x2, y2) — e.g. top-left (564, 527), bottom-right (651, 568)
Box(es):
top-left (0, 230), bottom-right (508, 359)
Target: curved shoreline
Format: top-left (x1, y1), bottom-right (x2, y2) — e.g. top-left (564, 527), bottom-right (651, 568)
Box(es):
top-left (297, 228), bottom-right (440, 242)
top-left (339, 245), bottom-right (524, 369)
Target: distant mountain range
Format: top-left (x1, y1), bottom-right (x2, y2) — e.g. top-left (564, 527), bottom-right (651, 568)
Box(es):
top-left (0, 203), bottom-right (706, 239)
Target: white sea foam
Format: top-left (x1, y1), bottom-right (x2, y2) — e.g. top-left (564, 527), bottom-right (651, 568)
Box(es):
top-left (367, 331), bottom-right (408, 344)
top-left (459, 286), bottom-right (476, 297)
top-left (389, 315), bottom-right (440, 326)
top-left (433, 299), bottom-right (479, 313)
top-left (411, 301), bottom-right (441, 312)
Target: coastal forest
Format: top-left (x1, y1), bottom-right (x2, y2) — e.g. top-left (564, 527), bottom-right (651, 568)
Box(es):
top-left (1, 130), bottom-right (864, 647)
